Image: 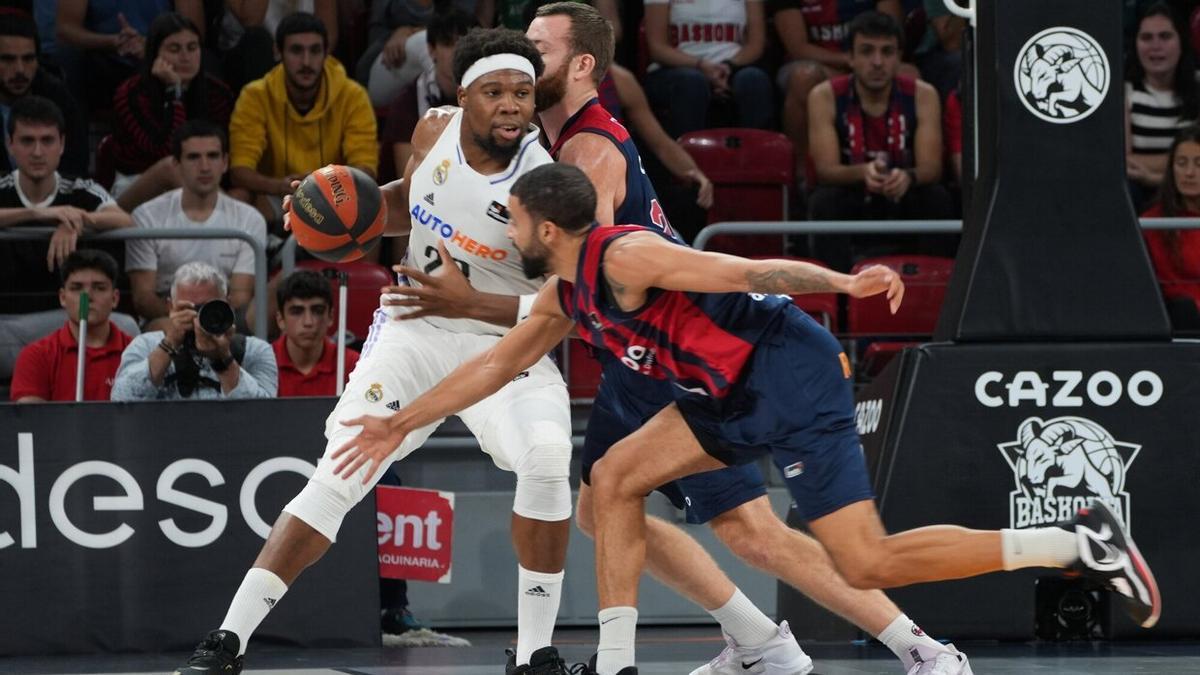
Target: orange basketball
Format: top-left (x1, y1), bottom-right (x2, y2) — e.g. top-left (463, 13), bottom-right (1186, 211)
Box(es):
top-left (288, 165), bottom-right (385, 262)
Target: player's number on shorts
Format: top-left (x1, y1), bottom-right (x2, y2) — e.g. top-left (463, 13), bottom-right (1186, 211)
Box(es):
top-left (423, 246), bottom-right (471, 278)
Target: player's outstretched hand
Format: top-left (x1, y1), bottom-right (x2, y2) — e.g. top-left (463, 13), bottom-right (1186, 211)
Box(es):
top-left (333, 415), bottom-right (408, 484)
top-left (847, 264), bottom-right (904, 314)
top-left (279, 178), bottom-right (304, 231)
top-left (384, 240), bottom-right (477, 320)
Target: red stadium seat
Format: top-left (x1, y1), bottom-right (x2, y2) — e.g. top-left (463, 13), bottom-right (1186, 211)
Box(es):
top-left (295, 260), bottom-right (393, 344)
top-left (846, 255), bottom-right (954, 375)
top-left (679, 129), bottom-right (793, 257)
top-left (564, 337), bottom-right (603, 400)
top-left (751, 255), bottom-right (839, 331)
top-left (94, 135), bottom-right (116, 191)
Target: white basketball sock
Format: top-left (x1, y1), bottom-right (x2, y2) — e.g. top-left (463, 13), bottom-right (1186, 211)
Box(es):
top-left (219, 567), bottom-right (289, 656)
top-left (1001, 527), bottom-right (1078, 571)
top-left (877, 613), bottom-right (948, 670)
top-left (516, 565), bottom-right (564, 664)
top-left (595, 606), bottom-right (637, 675)
top-left (708, 588), bottom-right (778, 647)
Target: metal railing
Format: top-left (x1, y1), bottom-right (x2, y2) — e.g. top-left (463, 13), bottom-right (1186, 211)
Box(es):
top-left (692, 218), bottom-right (1200, 251)
top-left (280, 236), bottom-right (301, 276)
top-left (0, 227), bottom-right (270, 339)
top-left (267, 217), bottom-right (1200, 402)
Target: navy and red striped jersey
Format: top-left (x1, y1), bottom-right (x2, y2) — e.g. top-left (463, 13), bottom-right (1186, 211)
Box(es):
top-left (831, 74), bottom-right (919, 169)
top-left (557, 225), bottom-right (791, 399)
top-left (783, 0), bottom-right (877, 52)
top-left (549, 98), bottom-right (678, 242)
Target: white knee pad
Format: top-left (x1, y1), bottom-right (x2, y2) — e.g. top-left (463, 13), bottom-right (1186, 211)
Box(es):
top-left (282, 479), bottom-right (357, 542)
top-left (512, 422), bottom-right (572, 522)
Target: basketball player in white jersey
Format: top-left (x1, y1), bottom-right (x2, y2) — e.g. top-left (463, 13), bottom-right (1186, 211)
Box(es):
top-left (176, 29), bottom-right (577, 675)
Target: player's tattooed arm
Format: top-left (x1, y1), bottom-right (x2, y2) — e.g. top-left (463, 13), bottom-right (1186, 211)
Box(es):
top-left (745, 260), bottom-right (905, 313)
top-left (605, 232), bottom-right (904, 313)
top-left (745, 266), bottom-right (835, 295)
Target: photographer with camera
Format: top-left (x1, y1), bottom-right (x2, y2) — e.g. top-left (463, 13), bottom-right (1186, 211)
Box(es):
top-left (111, 261), bottom-right (277, 400)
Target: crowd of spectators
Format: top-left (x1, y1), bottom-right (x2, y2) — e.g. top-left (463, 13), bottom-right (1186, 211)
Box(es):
top-left (2, 0), bottom-right (1200, 409)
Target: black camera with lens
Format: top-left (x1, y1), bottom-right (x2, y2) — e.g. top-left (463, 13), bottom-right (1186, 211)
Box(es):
top-left (196, 299), bottom-right (235, 335)
top-left (164, 299), bottom-right (245, 397)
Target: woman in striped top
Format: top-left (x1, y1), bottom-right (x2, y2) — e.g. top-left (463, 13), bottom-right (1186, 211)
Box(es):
top-left (1125, 2), bottom-right (1198, 199)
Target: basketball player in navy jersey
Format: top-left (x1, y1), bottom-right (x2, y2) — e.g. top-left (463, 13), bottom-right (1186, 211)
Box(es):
top-left (525, 4), bottom-right (969, 674)
top-left (386, 4), bottom-right (969, 672)
top-left (334, 163), bottom-right (1161, 675)
top-left (177, 30), bottom-right (577, 675)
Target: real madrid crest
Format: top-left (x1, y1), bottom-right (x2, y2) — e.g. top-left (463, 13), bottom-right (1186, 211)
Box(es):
top-left (433, 159), bottom-right (450, 185)
top-left (365, 383), bottom-right (384, 403)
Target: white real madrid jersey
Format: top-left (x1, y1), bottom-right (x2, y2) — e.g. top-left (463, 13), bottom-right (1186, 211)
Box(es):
top-left (395, 108), bottom-right (552, 336)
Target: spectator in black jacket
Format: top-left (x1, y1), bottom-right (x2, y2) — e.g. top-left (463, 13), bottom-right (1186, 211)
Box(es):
top-left (0, 13), bottom-right (87, 177)
top-left (110, 12), bottom-right (234, 212)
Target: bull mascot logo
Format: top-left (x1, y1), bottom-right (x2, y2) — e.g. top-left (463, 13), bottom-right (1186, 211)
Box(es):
top-left (1014, 27), bottom-right (1110, 123)
top-left (998, 416), bottom-right (1139, 531)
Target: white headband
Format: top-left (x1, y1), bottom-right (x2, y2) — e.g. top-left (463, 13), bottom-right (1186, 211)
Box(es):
top-left (461, 54), bottom-right (537, 89)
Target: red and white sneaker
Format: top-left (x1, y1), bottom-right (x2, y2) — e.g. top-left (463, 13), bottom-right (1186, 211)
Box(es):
top-left (1070, 500), bottom-right (1161, 628)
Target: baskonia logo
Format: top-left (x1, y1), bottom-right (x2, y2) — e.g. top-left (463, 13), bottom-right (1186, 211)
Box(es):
top-left (1014, 27), bottom-right (1109, 124)
top-left (998, 416), bottom-right (1139, 531)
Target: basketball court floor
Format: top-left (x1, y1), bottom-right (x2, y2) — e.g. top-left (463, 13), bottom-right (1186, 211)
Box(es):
top-left (6, 627), bottom-right (1200, 674)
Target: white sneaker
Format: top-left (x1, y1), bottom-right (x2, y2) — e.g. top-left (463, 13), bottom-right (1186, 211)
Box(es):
top-left (905, 643), bottom-right (972, 675)
top-left (688, 621), bottom-right (814, 675)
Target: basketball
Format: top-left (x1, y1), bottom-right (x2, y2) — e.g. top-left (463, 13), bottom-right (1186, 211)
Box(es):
top-left (289, 165), bottom-right (385, 262)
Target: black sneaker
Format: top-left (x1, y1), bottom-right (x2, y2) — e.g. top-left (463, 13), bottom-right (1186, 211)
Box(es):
top-left (174, 629), bottom-right (243, 674)
top-left (1070, 500), bottom-right (1161, 628)
top-left (567, 654), bottom-right (637, 675)
top-left (381, 608), bottom-right (425, 635)
top-left (507, 646), bottom-right (572, 674)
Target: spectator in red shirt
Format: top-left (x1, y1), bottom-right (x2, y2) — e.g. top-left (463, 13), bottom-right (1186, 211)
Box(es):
top-left (272, 269), bottom-right (359, 397)
top-left (9, 248), bottom-right (133, 402)
top-left (1142, 125), bottom-right (1200, 332)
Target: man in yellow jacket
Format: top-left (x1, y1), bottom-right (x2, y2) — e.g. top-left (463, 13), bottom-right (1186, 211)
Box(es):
top-left (228, 12), bottom-right (377, 225)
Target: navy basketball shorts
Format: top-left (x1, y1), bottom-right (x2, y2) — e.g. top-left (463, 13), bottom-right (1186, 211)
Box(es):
top-left (675, 305), bottom-right (875, 522)
top-left (581, 355), bottom-right (767, 524)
